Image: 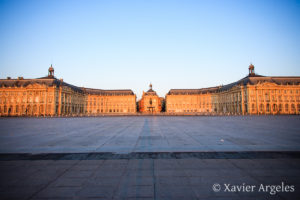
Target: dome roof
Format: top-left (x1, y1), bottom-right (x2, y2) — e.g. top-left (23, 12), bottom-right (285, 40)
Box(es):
top-left (144, 83), bottom-right (158, 95)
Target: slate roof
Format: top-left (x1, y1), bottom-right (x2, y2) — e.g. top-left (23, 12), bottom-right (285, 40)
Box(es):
top-left (144, 89), bottom-right (158, 96)
top-left (167, 86), bottom-right (220, 95)
top-left (0, 76), bottom-right (136, 95)
top-left (219, 74), bottom-right (300, 92)
top-left (167, 74), bottom-right (300, 95)
top-left (0, 76), bottom-right (84, 93)
top-left (82, 88), bottom-right (135, 96)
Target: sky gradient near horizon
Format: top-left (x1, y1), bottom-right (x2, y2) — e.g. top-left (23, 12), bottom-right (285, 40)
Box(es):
top-left (0, 0), bottom-right (300, 99)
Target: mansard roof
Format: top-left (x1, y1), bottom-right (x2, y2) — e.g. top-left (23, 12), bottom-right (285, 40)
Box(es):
top-left (166, 74), bottom-right (300, 95)
top-left (82, 88), bottom-right (135, 96)
top-left (0, 77), bottom-right (135, 96)
top-left (168, 86), bottom-right (219, 95)
top-left (144, 89), bottom-right (158, 96)
top-left (143, 84), bottom-right (158, 96)
top-left (219, 74), bottom-right (300, 92)
top-left (0, 77), bottom-right (83, 92)
top-left (147, 88), bottom-right (155, 93)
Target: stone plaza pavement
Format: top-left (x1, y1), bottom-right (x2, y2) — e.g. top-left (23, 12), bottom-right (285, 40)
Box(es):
top-left (0, 116), bottom-right (300, 199)
top-left (0, 116), bottom-right (299, 153)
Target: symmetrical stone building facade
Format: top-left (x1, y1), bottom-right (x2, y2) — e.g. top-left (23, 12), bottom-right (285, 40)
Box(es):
top-left (166, 64), bottom-right (300, 115)
top-left (212, 65), bottom-right (300, 115)
top-left (0, 66), bottom-right (136, 116)
top-left (1, 64), bottom-right (299, 116)
top-left (85, 88), bottom-right (136, 114)
top-left (165, 87), bottom-right (218, 113)
top-left (139, 84), bottom-right (162, 113)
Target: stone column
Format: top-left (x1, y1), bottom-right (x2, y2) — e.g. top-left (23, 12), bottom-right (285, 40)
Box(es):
top-left (58, 87), bottom-right (62, 116)
top-left (241, 86), bottom-right (245, 115)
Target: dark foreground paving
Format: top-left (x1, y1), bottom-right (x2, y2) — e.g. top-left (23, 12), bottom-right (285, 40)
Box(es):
top-left (1, 153), bottom-right (300, 200)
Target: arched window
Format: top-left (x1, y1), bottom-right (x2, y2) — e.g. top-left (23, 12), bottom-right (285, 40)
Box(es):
top-left (40, 105), bottom-right (44, 115)
top-left (291, 104), bottom-right (295, 113)
top-left (285, 104), bottom-right (289, 112)
top-left (252, 104), bottom-right (255, 112)
top-left (22, 105), bottom-right (25, 114)
top-left (272, 104), bottom-right (277, 112)
top-left (33, 105), bottom-right (37, 114)
top-left (297, 104), bottom-right (300, 112)
top-left (266, 104), bottom-right (270, 112)
top-left (265, 93), bottom-right (270, 101)
top-left (279, 104), bottom-right (282, 112)
top-left (260, 104), bottom-right (264, 112)
top-left (10, 105), bottom-right (13, 113)
top-left (47, 105), bottom-right (51, 113)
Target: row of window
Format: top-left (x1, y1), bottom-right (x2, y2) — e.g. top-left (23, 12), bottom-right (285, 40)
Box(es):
top-left (252, 103), bottom-right (300, 113)
top-left (0, 91), bottom-right (46, 96)
top-left (0, 96), bottom-right (55, 103)
top-left (167, 99), bottom-right (211, 103)
top-left (250, 95), bottom-right (300, 102)
top-left (218, 95), bottom-right (241, 102)
top-left (251, 89), bottom-right (299, 95)
top-left (167, 109), bottom-right (210, 113)
top-left (88, 97), bottom-right (133, 101)
top-left (0, 105), bottom-right (51, 114)
top-left (88, 102), bottom-right (135, 106)
top-left (88, 108), bottom-right (135, 113)
top-left (167, 104), bottom-right (210, 109)
top-left (0, 104), bottom-right (85, 114)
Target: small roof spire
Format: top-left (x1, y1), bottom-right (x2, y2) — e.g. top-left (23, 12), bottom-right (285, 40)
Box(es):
top-left (248, 63), bottom-right (255, 76)
top-left (48, 64), bottom-right (54, 77)
top-left (249, 63), bottom-right (254, 70)
top-left (149, 83), bottom-right (152, 90)
top-left (49, 64), bottom-right (54, 71)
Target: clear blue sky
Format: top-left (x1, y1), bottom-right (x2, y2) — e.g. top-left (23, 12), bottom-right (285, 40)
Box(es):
top-left (1, 0), bottom-right (300, 99)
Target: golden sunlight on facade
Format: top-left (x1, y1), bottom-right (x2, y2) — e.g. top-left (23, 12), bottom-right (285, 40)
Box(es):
top-left (139, 84), bottom-right (162, 113)
top-left (0, 66), bottom-right (136, 116)
top-left (165, 87), bottom-right (218, 113)
top-left (85, 88), bottom-right (136, 114)
top-left (212, 64), bottom-right (300, 115)
top-left (166, 64), bottom-right (300, 115)
top-left (0, 64), bottom-right (299, 116)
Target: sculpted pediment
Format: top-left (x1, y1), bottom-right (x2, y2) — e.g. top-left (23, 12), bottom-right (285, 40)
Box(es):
top-left (232, 85), bottom-right (240, 89)
top-left (256, 81), bottom-right (278, 87)
top-left (63, 86), bottom-right (72, 91)
top-left (26, 83), bottom-right (45, 89)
